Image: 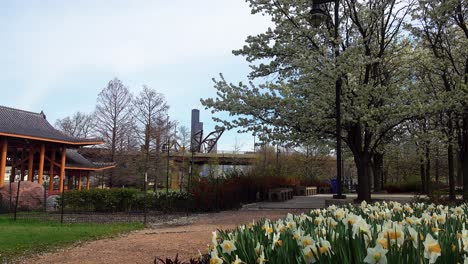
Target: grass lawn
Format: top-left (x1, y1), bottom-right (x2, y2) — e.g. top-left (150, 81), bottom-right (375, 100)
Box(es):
top-left (0, 215), bottom-right (144, 261)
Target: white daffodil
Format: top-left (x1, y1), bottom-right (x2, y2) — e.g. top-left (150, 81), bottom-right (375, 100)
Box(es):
top-left (352, 217), bottom-right (371, 239)
top-left (262, 221), bottom-right (273, 237)
top-left (423, 234), bottom-right (441, 264)
top-left (254, 242), bottom-right (264, 255)
top-left (286, 219), bottom-right (297, 230)
top-left (300, 235), bottom-right (315, 248)
top-left (318, 237), bottom-right (333, 256)
top-left (407, 226), bottom-right (418, 249)
top-left (335, 208), bottom-right (346, 220)
top-left (382, 222), bottom-right (404, 246)
top-left (220, 240), bottom-right (237, 255)
top-left (363, 244), bottom-right (388, 264)
top-left (257, 251), bottom-right (267, 264)
top-left (302, 245), bottom-right (318, 264)
top-left (232, 255), bottom-right (244, 264)
top-left (212, 231), bottom-right (218, 246)
top-left (272, 232), bottom-right (282, 250)
top-left (210, 250), bottom-right (223, 264)
top-left (293, 228), bottom-right (304, 241)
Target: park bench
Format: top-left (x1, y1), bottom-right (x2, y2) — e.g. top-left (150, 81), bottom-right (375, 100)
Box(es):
top-left (296, 186), bottom-right (317, 196)
top-left (318, 186), bottom-right (331, 194)
top-left (268, 188), bottom-right (294, 202)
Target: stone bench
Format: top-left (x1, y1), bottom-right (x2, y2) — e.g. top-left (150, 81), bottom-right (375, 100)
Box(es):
top-left (268, 188), bottom-right (294, 202)
top-left (296, 186), bottom-right (317, 196)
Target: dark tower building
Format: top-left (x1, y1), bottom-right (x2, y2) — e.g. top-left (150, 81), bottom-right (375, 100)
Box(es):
top-left (190, 109), bottom-right (203, 152)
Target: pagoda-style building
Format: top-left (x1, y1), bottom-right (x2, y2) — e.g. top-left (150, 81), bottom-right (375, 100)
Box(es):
top-left (0, 105), bottom-right (114, 192)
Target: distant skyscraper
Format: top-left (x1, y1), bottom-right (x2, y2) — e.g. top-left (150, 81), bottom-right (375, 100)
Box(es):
top-left (190, 109), bottom-right (203, 152)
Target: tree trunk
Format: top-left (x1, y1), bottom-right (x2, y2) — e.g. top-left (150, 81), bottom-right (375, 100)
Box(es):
top-left (463, 113), bottom-right (468, 200)
top-left (448, 143), bottom-right (456, 200)
top-left (372, 152), bottom-right (383, 192)
top-left (447, 113), bottom-right (455, 199)
top-left (420, 158), bottom-right (426, 194)
top-left (355, 153), bottom-right (372, 202)
top-left (425, 145), bottom-right (431, 194)
top-left (456, 150), bottom-right (462, 184)
top-left (435, 146), bottom-right (440, 184)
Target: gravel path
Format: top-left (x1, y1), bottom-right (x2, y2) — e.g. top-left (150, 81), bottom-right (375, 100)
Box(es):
top-left (24, 209), bottom-right (306, 264)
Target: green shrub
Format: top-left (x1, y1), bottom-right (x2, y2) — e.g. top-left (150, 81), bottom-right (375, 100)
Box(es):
top-left (61, 188), bottom-right (141, 212)
top-left (60, 189), bottom-right (192, 213)
top-left (384, 180), bottom-right (422, 193)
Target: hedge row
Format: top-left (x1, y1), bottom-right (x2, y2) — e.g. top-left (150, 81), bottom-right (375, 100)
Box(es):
top-left (60, 189), bottom-right (191, 213)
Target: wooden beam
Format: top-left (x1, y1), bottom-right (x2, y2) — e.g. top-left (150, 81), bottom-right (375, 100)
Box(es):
top-left (12, 156), bottom-right (30, 168)
top-left (59, 147), bottom-right (66, 193)
top-left (44, 156), bottom-right (61, 168)
top-left (78, 171), bottom-right (82, 191)
top-left (38, 144), bottom-right (45, 184)
top-left (0, 138), bottom-right (8, 188)
top-left (27, 147), bottom-right (34, 181)
top-left (0, 132), bottom-right (104, 146)
top-left (86, 173), bottom-right (90, 190)
top-left (49, 148), bottom-right (56, 192)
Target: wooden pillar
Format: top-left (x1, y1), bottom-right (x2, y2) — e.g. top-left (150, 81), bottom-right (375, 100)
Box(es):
top-left (0, 139), bottom-right (8, 188)
top-left (38, 144), bottom-right (45, 184)
top-left (59, 147), bottom-right (66, 193)
top-left (28, 147), bottom-right (34, 181)
top-left (86, 172), bottom-right (90, 190)
top-left (49, 148), bottom-right (56, 192)
top-left (78, 171), bottom-right (82, 191)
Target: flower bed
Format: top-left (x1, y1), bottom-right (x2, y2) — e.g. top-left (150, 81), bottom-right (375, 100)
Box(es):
top-left (209, 202), bottom-right (468, 264)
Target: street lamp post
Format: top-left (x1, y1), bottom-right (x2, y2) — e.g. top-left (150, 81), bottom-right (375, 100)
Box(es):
top-left (310, 0), bottom-right (345, 199)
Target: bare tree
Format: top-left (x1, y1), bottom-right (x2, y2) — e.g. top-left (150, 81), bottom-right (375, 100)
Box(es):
top-left (177, 125), bottom-right (190, 151)
top-left (94, 78), bottom-right (133, 187)
top-left (133, 85), bottom-right (169, 169)
top-left (151, 116), bottom-right (175, 191)
top-left (55, 112), bottom-right (95, 138)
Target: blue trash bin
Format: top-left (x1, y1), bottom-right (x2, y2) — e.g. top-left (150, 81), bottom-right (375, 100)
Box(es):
top-left (330, 179), bottom-right (338, 194)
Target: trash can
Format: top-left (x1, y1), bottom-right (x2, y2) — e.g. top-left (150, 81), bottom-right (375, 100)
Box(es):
top-left (330, 179), bottom-right (338, 194)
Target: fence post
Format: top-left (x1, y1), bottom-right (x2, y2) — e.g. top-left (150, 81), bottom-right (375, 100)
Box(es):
top-left (215, 176), bottom-right (219, 212)
top-left (43, 182), bottom-right (47, 213)
top-left (60, 190), bottom-right (65, 224)
top-left (8, 181), bottom-right (12, 213)
top-left (14, 180), bottom-right (21, 221)
top-left (143, 172), bottom-right (147, 226)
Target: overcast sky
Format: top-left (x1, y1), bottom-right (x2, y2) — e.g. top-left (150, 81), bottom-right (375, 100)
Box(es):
top-left (0, 0), bottom-right (271, 151)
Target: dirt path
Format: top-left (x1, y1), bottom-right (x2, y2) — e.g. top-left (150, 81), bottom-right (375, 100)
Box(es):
top-left (25, 209), bottom-right (305, 264)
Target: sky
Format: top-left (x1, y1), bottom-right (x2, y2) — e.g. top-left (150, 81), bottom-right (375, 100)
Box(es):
top-left (0, 0), bottom-right (272, 151)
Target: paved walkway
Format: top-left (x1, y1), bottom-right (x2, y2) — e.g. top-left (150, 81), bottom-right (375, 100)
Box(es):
top-left (242, 193), bottom-right (426, 210)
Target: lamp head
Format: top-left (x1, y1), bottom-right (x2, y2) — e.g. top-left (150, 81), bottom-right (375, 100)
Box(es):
top-left (310, 3), bottom-right (328, 27)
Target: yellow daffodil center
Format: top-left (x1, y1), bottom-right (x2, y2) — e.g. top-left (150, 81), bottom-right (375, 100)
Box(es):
top-left (224, 244), bottom-right (231, 251)
top-left (384, 231), bottom-right (401, 240)
top-left (377, 239), bottom-right (388, 249)
top-left (373, 252), bottom-right (381, 261)
top-left (428, 243), bottom-right (441, 253)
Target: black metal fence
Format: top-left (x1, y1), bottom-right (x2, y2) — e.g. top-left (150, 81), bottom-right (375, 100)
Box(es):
top-left (0, 181), bottom-right (191, 224)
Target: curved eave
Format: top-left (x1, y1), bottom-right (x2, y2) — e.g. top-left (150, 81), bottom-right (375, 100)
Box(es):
top-left (0, 132), bottom-right (105, 146)
top-left (65, 165), bottom-right (116, 171)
